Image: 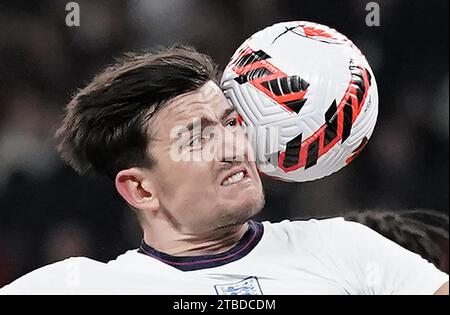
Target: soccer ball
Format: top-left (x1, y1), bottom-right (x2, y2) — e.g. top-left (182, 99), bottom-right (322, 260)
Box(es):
top-left (221, 21), bottom-right (378, 182)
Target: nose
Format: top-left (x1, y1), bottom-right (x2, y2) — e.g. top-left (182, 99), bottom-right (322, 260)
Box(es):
top-left (218, 126), bottom-right (248, 163)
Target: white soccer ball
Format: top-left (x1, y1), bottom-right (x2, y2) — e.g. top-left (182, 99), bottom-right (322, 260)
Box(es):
top-left (221, 21), bottom-right (378, 182)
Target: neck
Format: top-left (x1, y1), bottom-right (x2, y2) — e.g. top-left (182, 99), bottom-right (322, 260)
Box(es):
top-left (142, 220), bottom-right (250, 257)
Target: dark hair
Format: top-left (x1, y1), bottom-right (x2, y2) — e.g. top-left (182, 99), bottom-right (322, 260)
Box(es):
top-left (56, 45), bottom-right (218, 178)
top-left (344, 209), bottom-right (449, 271)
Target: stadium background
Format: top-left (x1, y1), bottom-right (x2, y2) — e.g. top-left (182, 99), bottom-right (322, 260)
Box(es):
top-left (0, 0), bottom-right (448, 286)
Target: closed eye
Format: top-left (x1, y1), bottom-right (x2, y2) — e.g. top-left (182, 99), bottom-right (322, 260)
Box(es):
top-left (189, 134), bottom-right (203, 147)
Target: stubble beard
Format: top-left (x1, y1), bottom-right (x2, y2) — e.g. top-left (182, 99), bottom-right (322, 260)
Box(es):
top-left (213, 190), bottom-right (266, 232)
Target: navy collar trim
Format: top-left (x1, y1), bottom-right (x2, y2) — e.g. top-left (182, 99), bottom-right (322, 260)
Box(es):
top-left (138, 221), bottom-right (264, 271)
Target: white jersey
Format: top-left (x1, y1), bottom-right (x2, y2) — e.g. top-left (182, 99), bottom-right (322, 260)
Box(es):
top-left (1, 218), bottom-right (448, 295)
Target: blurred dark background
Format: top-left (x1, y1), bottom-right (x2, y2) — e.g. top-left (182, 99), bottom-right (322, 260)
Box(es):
top-left (0, 0), bottom-right (448, 286)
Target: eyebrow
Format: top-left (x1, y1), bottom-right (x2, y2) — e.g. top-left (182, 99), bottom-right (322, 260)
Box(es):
top-left (184, 107), bottom-right (236, 133)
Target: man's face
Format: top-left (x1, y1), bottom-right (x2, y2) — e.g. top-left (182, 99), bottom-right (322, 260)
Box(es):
top-left (147, 81), bottom-right (264, 234)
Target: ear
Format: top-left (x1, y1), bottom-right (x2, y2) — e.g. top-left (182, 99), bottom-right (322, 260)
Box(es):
top-left (115, 168), bottom-right (159, 212)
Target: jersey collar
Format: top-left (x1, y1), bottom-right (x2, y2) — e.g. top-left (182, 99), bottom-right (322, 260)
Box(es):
top-left (138, 221), bottom-right (264, 271)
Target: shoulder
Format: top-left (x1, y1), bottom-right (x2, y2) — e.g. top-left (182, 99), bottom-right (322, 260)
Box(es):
top-left (0, 257), bottom-right (105, 295)
top-left (261, 217), bottom-right (375, 249)
top-left (262, 217), bottom-right (362, 236)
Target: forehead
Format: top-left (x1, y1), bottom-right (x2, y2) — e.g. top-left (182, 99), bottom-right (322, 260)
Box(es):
top-left (151, 81), bottom-right (232, 134)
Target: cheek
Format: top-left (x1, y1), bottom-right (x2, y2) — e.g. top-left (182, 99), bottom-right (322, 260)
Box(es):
top-left (157, 160), bottom-right (218, 202)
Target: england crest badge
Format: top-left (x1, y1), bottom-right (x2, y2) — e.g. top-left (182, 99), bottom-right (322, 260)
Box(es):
top-left (214, 276), bottom-right (263, 295)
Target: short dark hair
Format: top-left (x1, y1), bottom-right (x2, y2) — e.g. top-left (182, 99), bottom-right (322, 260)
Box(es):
top-left (56, 45), bottom-right (218, 178)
